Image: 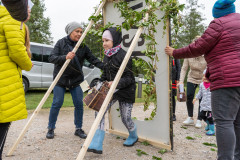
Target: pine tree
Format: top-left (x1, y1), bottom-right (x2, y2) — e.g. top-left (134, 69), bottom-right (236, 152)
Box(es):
top-left (172, 0), bottom-right (206, 48)
top-left (26, 0), bottom-right (53, 45)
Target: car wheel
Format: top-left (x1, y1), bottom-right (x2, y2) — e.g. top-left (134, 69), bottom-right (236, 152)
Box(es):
top-left (22, 78), bottom-right (29, 93)
top-left (90, 79), bottom-right (99, 88)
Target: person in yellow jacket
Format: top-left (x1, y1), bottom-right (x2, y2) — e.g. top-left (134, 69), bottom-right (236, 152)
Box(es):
top-left (0, 5), bottom-right (32, 159)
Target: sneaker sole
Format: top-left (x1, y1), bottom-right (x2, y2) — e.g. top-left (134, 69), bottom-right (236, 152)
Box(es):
top-left (183, 123), bottom-right (194, 126)
top-left (87, 148), bottom-right (102, 154)
top-left (74, 133), bottom-right (87, 139)
top-left (123, 138), bottom-right (138, 147)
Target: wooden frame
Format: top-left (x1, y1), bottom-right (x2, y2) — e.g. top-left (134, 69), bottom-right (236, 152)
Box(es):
top-left (104, 0), bottom-right (173, 151)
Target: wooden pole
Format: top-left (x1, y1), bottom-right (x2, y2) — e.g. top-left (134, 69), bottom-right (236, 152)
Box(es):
top-left (7, 1), bottom-right (106, 156)
top-left (76, 1), bottom-right (156, 159)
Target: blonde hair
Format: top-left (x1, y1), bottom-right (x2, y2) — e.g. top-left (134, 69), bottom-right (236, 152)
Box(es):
top-left (25, 24), bottom-right (31, 58)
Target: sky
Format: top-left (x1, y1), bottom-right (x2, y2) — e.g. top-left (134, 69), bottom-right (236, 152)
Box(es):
top-left (44, 0), bottom-right (240, 45)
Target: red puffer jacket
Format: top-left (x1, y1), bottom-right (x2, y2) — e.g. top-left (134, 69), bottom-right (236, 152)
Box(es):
top-left (173, 13), bottom-right (240, 91)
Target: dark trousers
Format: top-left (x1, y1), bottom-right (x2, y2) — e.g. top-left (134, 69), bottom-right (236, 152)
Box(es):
top-left (199, 111), bottom-right (214, 124)
top-left (0, 122), bottom-right (11, 160)
top-left (186, 82), bottom-right (201, 120)
top-left (172, 89), bottom-right (176, 114)
top-left (212, 87), bottom-right (240, 160)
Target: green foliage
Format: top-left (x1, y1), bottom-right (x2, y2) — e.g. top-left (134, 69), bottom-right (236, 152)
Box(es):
top-left (87, 0), bottom-right (183, 120)
top-left (172, 0), bottom-right (206, 48)
top-left (80, 22), bottom-right (103, 59)
top-left (136, 149), bottom-right (149, 156)
top-left (141, 141), bottom-right (150, 146)
top-left (26, 0), bottom-right (53, 45)
top-left (195, 134), bottom-right (202, 138)
top-left (181, 126), bottom-right (187, 129)
top-left (203, 142), bottom-right (217, 148)
top-left (132, 117), bottom-right (137, 120)
top-left (210, 148), bottom-right (217, 152)
top-left (186, 136), bottom-right (195, 140)
top-left (152, 156), bottom-right (162, 160)
top-left (158, 149), bottom-right (167, 155)
top-left (116, 136), bottom-right (121, 139)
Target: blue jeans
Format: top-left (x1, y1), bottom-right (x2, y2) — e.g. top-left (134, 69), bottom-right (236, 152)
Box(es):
top-left (48, 85), bottom-right (83, 129)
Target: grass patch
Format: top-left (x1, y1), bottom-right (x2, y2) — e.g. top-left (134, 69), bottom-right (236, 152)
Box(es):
top-left (25, 89), bottom-right (88, 110)
top-left (158, 149), bottom-right (167, 155)
top-left (186, 136), bottom-right (195, 140)
top-left (203, 142), bottom-right (217, 148)
top-left (141, 141), bottom-right (150, 146)
top-left (181, 126), bottom-right (188, 129)
top-left (152, 156), bottom-right (162, 160)
top-left (136, 149), bottom-right (148, 156)
top-left (25, 84), bottom-right (151, 110)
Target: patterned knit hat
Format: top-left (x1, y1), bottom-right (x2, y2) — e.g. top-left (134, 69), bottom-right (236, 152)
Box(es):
top-left (212, 0), bottom-right (236, 18)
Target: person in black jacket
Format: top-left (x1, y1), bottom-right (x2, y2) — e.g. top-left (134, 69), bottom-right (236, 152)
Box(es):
top-left (46, 22), bottom-right (104, 139)
top-left (87, 27), bottom-right (137, 154)
top-left (171, 58), bottom-right (181, 121)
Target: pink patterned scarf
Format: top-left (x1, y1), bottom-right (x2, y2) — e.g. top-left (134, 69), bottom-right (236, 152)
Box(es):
top-left (104, 44), bottom-right (121, 57)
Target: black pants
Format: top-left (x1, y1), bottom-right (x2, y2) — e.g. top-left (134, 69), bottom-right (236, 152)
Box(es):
top-left (186, 82), bottom-right (202, 120)
top-left (0, 122), bottom-right (11, 160)
top-left (172, 89), bottom-right (176, 114)
top-left (199, 111), bottom-right (214, 124)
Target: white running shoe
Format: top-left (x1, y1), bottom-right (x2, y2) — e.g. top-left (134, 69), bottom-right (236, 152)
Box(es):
top-left (183, 117), bottom-right (194, 125)
top-left (195, 120), bottom-right (202, 128)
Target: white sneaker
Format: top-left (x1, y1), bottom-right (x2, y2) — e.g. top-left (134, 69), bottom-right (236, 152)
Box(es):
top-left (195, 120), bottom-right (202, 128)
top-left (183, 117), bottom-right (194, 125)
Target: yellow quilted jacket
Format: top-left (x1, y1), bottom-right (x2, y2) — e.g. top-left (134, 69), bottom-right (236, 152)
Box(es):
top-left (0, 6), bottom-right (32, 123)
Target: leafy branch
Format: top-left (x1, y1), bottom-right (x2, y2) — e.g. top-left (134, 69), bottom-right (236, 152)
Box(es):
top-left (88, 0), bottom-right (183, 119)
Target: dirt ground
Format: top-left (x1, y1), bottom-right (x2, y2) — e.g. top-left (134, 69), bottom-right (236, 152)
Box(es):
top-left (3, 101), bottom-right (217, 160)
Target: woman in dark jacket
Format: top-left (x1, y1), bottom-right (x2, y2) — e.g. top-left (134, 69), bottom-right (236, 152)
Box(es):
top-left (165, 0), bottom-right (240, 159)
top-left (46, 22), bottom-right (104, 140)
top-left (87, 27), bottom-right (137, 154)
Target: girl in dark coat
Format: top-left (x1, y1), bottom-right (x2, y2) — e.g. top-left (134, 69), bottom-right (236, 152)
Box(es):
top-left (87, 27), bottom-right (137, 154)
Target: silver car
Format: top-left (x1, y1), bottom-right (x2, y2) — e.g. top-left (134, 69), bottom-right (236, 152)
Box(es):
top-left (22, 42), bottom-right (102, 92)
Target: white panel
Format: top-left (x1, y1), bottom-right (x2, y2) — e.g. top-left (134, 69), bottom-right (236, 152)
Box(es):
top-left (105, 0), bottom-right (171, 148)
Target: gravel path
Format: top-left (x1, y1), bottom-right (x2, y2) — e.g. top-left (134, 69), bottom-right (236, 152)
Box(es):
top-left (3, 101), bottom-right (217, 160)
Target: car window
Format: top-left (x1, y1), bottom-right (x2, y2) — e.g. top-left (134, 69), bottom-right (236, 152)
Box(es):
top-left (83, 60), bottom-right (94, 68)
top-left (31, 45), bottom-right (42, 62)
top-left (43, 47), bottom-right (53, 63)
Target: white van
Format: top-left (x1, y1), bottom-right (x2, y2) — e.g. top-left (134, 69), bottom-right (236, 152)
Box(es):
top-left (22, 42), bottom-right (102, 92)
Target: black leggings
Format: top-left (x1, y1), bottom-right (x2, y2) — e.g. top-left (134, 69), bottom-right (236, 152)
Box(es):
top-left (199, 111), bottom-right (214, 124)
top-left (186, 82), bottom-right (202, 120)
top-left (0, 122), bottom-right (11, 160)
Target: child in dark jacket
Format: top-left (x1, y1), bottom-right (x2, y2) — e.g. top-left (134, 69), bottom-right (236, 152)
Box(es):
top-left (87, 27), bottom-right (137, 154)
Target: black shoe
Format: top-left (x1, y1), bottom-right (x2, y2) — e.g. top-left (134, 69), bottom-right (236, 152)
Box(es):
top-left (46, 129), bottom-right (54, 139)
top-left (87, 148), bottom-right (103, 154)
top-left (75, 129), bottom-right (87, 139)
top-left (173, 114), bottom-right (176, 121)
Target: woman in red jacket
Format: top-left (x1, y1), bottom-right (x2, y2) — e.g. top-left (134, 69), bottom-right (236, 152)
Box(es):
top-left (165, 0), bottom-right (240, 159)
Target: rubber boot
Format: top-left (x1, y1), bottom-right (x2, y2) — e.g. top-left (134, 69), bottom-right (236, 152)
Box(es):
top-left (206, 124), bottom-right (215, 136)
top-left (123, 125), bottom-right (138, 147)
top-left (205, 120), bottom-right (210, 131)
top-left (87, 129), bottom-right (105, 154)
